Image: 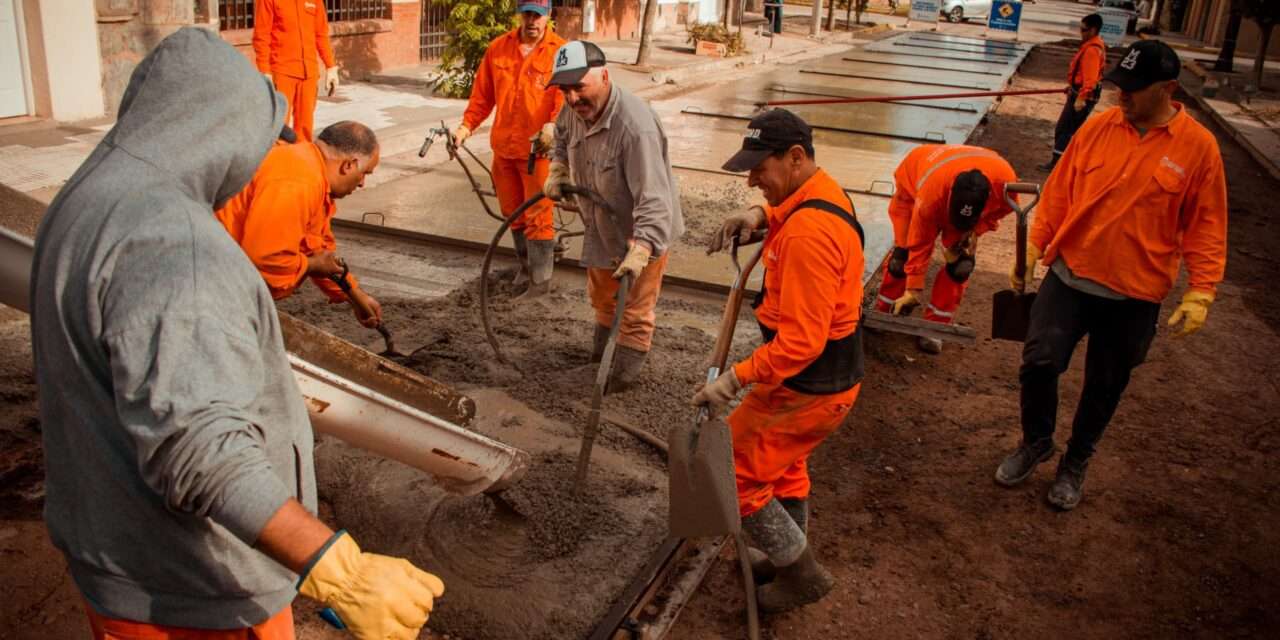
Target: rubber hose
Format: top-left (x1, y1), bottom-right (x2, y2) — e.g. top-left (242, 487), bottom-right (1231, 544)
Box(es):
top-left (480, 193), bottom-right (547, 367)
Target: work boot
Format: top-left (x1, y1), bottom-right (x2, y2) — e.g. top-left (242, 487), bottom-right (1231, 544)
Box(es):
top-left (753, 498), bottom-right (810, 583)
top-left (994, 437), bottom-right (1056, 487)
top-left (510, 230), bottom-right (530, 290)
top-left (605, 346), bottom-right (647, 394)
top-left (758, 545), bottom-right (836, 613)
top-left (1047, 455), bottom-right (1090, 511)
top-left (917, 336), bottom-right (943, 354)
top-left (514, 239), bottom-right (555, 301)
top-left (589, 324), bottom-right (611, 363)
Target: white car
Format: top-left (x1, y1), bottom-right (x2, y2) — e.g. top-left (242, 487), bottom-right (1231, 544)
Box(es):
top-left (940, 0), bottom-right (993, 23)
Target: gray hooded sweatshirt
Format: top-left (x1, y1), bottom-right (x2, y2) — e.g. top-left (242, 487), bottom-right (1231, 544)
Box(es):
top-left (30, 28), bottom-right (315, 628)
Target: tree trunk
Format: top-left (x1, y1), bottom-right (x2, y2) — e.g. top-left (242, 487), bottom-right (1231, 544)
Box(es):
top-left (848, 0), bottom-right (854, 27)
top-left (1214, 1), bottom-right (1244, 73)
top-left (1255, 22), bottom-right (1274, 91)
top-left (636, 0), bottom-right (660, 66)
top-left (1152, 0), bottom-right (1166, 32)
top-left (811, 0), bottom-right (822, 35)
top-left (826, 0), bottom-right (836, 31)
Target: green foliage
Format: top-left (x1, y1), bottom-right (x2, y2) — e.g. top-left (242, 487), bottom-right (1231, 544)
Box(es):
top-left (685, 22), bottom-right (747, 57)
top-left (436, 0), bottom-right (518, 99)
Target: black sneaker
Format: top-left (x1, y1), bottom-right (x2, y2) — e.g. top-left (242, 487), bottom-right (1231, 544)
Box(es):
top-left (1037, 160), bottom-right (1057, 172)
top-left (994, 437), bottom-right (1055, 487)
top-left (1047, 456), bottom-right (1089, 511)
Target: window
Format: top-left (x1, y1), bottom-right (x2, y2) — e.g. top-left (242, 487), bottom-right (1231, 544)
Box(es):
top-left (218, 0), bottom-right (391, 31)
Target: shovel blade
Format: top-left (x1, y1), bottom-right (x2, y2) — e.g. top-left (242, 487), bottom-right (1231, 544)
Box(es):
top-left (991, 289), bottom-right (1037, 342)
top-left (669, 417), bottom-right (741, 537)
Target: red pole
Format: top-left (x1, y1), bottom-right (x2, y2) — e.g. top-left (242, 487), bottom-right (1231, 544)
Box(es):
top-left (759, 86), bottom-right (1069, 108)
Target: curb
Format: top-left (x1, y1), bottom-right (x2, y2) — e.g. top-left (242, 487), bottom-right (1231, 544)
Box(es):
top-left (1184, 89), bottom-right (1280, 184)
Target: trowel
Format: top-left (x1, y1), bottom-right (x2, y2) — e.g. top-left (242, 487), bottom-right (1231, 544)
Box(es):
top-left (670, 239), bottom-right (762, 538)
top-left (991, 182), bottom-right (1043, 342)
top-left (326, 259), bottom-right (410, 360)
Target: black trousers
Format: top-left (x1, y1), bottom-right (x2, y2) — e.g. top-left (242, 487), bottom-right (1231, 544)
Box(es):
top-left (1019, 271), bottom-right (1161, 462)
top-left (1052, 89), bottom-right (1098, 157)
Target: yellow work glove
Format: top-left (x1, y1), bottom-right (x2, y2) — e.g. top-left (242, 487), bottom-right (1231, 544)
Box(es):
top-left (452, 124), bottom-right (472, 147)
top-left (892, 289), bottom-right (924, 316)
top-left (613, 242), bottom-right (652, 280)
top-left (324, 66), bottom-right (340, 96)
top-left (531, 122), bottom-right (556, 155)
top-left (299, 531), bottom-right (445, 640)
top-left (1009, 243), bottom-right (1042, 290)
top-left (691, 368), bottom-right (741, 417)
top-left (943, 233), bottom-right (977, 263)
top-left (1167, 290), bottom-right (1214, 338)
top-left (543, 161), bottom-right (570, 200)
top-left (707, 206), bottom-right (767, 254)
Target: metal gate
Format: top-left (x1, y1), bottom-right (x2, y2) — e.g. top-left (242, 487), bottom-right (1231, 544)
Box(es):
top-left (420, 0), bottom-right (450, 61)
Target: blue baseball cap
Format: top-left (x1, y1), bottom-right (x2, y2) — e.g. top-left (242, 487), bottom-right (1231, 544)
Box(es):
top-left (518, 0), bottom-right (551, 16)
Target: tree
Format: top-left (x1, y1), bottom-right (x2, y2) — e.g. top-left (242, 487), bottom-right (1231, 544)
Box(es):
top-left (1213, 0), bottom-right (1244, 73)
top-left (637, 0), bottom-right (660, 65)
top-left (1241, 0), bottom-right (1280, 90)
top-left (436, 0), bottom-right (516, 99)
top-left (826, 0), bottom-right (836, 31)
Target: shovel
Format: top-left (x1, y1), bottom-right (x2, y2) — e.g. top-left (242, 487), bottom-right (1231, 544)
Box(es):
top-left (991, 182), bottom-right (1043, 342)
top-left (573, 273), bottom-right (633, 492)
top-left (670, 239), bottom-right (762, 538)
top-left (327, 259), bottom-right (409, 359)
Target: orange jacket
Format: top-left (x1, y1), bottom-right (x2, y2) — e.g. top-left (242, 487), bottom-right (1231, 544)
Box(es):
top-left (216, 142), bottom-right (355, 302)
top-left (462, 27), bottom-right (567, 160)
top-left (1031, 105), bottom-right (1228, 302)
top-left (889, 144), bottom-right (1017, 290)
top-left (253, 0), bottom-right (335, 80)
top-left (733, 170), bottom-right (865, 387)
top-left (1069, 35), bottom-right (1106, 96)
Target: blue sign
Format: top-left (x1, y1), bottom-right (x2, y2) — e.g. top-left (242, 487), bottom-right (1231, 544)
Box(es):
top-left (987, 0), bottom-right (1023, 33)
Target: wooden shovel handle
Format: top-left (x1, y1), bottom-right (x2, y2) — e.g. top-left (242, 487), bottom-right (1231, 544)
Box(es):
top-left (1004, 182), bottom-right (1041, 295)
top-left (709, 239), bottom-right (765, 372)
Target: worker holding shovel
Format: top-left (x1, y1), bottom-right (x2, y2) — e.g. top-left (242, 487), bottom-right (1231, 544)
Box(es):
top-left (996, 40), bottom-right (1228, 511)
top-left (695, 109), bottom-right (866, 613)
top-left (217, 120), bottom-right (383, 330)
top-left (875, 144), bottom-right (1019, 354)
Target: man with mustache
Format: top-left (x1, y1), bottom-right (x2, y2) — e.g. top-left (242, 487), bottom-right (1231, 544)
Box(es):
top-left (455, 0), bottom-right (567, 298)
top-left (543, 40), bottom-right (685, 392)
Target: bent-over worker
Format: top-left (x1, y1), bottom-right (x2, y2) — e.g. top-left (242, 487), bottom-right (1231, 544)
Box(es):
top-left (544, 41), bottom-right (685, 392)
top-left (996, 40), bottom-right (1228, 511)
top-left (454, 0), bottom-right (567, 298)
top-left (696, 109), bottom-right (866, 613)
top-left (30, 28), bottom-right (441, 640)
top-left (875, 144), bottom-right (1018, 353)
top-left (253, 0), bottom-right (340, 141)
top-left (217, 120), bottom-right (383, 329)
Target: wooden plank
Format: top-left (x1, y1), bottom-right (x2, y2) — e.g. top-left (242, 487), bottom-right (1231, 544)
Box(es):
top-left (863, 310), bottom-right (978, 344)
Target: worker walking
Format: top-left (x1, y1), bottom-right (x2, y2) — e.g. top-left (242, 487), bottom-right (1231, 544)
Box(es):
top-left (1042, 13), bottom-right (1106, 171)
top-left (544, 41), bottom-right (684, 392)
top-left (455, 0), bottom-right (566, 298)
top-left (30, 28), bottom-right (441, 640)
top-left (996, 41), bottom-right (1228, 511)
top-left (253, 0), bottom-right (340, 141)
top-left (695, 109), bottom-right (866, 613)
top-left (875, 144), bottom-right (1018, 353)
top-left (217, 120), bottom-right (383, 330)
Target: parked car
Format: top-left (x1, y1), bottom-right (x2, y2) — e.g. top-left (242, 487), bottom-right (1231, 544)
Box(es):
top-left (940, 0), bottom-right (993, 24)
top-left (1099, 0), bottom-right (1140, 34)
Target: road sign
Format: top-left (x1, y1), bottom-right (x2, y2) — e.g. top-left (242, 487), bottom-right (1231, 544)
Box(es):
top-left (1098, 8), bottom-right (1131, 47)
top-left (909, 0), bottom-right (942, 25)
top-left (987, 0), bottom-right (1023, 33)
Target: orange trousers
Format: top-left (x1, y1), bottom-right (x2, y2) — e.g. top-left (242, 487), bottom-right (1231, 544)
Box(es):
top-left (85, 602), bottom-right (294, 640)
top-left (587, 253), bottom-right (668, 352)
top-left (493, 156), bottom-right (554, 241)
top-left (729, 382), bottom-right (860, 517)
top-left (272, 73), bottom-right (319, 142)
top-left (875, 263), bottom-right (968, 324)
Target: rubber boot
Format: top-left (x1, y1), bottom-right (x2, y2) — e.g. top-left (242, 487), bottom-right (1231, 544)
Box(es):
top-left (589, 324), bottom-right (610, 364)
top-left (742, 499), bottom-right (834, 613)
top-left (994, 437), bottom-right (1056, 487)
top-left (510, 229), bottom-right (530, 290)
top-left (605, 346), bottom-right (646, 394)
top-left (1046, 454), bottom-right (1090, 511)
top-left (752, 498), bottom-right (809, 583)
top-left (514, 239), bottom-right (555, 301)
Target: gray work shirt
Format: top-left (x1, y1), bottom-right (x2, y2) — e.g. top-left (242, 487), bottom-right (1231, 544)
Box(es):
top-left (1051, 257), bottom-right (1127, 300)
top-left (553, 83), bottom-right (684, 268)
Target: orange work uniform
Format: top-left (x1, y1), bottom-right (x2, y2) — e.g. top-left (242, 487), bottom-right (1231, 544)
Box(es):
top-left (85, 603), bottom-right (293, 640)
top-left (875, 144), bottom-right (1017, 324)
top-left (1069, 35), bottom-right (1106, 98)
top-left (253, 0), bottom-right (335, 141)
top-left (729, 169), bottom-right (866, 517)
top-left (462, 27), bottom-right (566, 241)
top-left (216, 141), bottom-right (355, 302)
top-left (1031, 104), bottom-right (1228, 301)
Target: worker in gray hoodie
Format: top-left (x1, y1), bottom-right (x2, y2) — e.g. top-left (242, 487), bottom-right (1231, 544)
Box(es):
top-left (29, 28), bottom-right (442, 640)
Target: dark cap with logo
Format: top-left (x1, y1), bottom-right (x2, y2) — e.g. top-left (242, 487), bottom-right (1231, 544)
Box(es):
top-left (1104, 39), bottom-right (1181, 92)
top-left (949, 169), bottom-right (990, 231)
top-left (549, 41), bottom-right (608, 87)
top-left (722, 108), bottom-right (814, 173)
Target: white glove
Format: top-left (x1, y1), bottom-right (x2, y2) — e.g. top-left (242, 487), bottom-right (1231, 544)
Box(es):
top-left (531, 122), bottom-right (556, 155)
top-left (544, 161), bottom-right (570, 200)
top-left (453, 124), bottom-right (472, 147)
top-left (691, 368), bottom-right (742, 417)
top-left (707, 206), bottom-right (767, 254)
top-left (325, 66), bottom-right (340, 96)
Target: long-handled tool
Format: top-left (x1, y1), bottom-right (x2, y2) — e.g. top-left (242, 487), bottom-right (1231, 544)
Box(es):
top-left (326, 259), bottom-right (406, 359)
top-left (573, 272), bottom-right (633, 491)
top-left (991, 182), bottom-right (1042, 341)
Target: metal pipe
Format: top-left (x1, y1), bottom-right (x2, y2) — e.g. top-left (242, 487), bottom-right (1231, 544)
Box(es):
top-left (768, 85), bottom-right (979, 113)
top-left (0, 226), bottom-right (33, 313)
top-left (799, 68), bottom-right (994, 91)
top-left (759, 86), bottom-right (1067, 108)
top-left (839, 56), bottom-right (1004, 76)
top-left (680, 108), bottom-right (942, 143)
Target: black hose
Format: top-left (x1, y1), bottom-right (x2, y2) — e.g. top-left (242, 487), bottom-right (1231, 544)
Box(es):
top-left (479, 193), bottom-right (547, 367)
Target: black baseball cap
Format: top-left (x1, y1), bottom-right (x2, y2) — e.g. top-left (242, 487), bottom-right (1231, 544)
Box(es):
top-left (549, 41), bottom-right (607, 87)
top-left (722, 108), bottom-right (814, 173)
top-left (1104, 40), bottom-right (1181, 92)
top-left (949, 169), bottom-right (990, 231)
